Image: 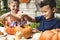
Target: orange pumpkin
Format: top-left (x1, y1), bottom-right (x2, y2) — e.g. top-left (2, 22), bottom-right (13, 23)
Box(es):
top-left (4, 24), bottom-right (32, 36)
top-left (15, 25), bottom-right (32, 39)
top-left (19, 0), bottom-right (30, 3)
top-left (4, 26), bottom-right (17, 35)
top-left (39, 29), bottom-right (60, 40)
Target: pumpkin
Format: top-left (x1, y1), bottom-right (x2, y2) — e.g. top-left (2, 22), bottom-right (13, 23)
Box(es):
top-left (15, 25), bottom-right (32, 39)
top-left (19, 0), bottom-right (30, 3)
top-left (4, 24), bottom-right (32, 36)
top-left (39, 29), bottom-right (60, 40)
top-left (4, 26), bottom-right (17, 35)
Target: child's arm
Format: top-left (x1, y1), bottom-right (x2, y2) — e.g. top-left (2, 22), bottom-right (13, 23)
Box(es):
top-left (9, 14), bottom-right (21, 21)
top-left (0, 12), bottom-right (10, 20)
top-left (21, 14), bottom-right (36, 22)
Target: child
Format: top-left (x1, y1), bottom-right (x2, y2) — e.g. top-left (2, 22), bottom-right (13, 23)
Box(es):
top-left (21, 0), bottom-right (60, 32)
top-left (1, 1), bottom-right (26, 27)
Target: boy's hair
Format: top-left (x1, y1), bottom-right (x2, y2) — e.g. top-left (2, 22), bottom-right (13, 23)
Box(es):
top-left (8, 0), bottom-right (19, 8)
top-left (38, 0), bottom-right (56, 9)
top-left (8, 1), bottom-right (19, 5)
top-left (13, 0), bottom-right (19, 4)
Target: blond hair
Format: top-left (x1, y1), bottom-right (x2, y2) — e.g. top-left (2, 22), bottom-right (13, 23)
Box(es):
top-left (8, 1), bottom-right (19, 8)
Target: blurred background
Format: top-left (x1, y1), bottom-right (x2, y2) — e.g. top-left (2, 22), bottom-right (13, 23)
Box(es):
top-left (0, 0), bottom-right (60, 28)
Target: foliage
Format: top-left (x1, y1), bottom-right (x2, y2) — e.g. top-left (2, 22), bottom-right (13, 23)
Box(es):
top-left (0, 24), bottom-right (4, 27)
top-left (56, 0), bottom-right (60, 13)
top-left (28, 22), bottom-right (40, 28)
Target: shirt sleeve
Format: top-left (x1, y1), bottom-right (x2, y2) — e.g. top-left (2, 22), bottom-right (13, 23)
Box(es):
top-left (35, 16), bottom-right (43, 23)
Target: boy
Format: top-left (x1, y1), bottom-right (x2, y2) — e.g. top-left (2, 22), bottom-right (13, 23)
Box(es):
top-left (21, 0), bottom-right (60, 31)
top-left (0, 1), bottom-right (26, 27)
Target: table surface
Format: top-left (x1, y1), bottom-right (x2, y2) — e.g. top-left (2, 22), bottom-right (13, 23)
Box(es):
top-left (0, 26), bottom-right (40, 40)
top-left (0, 26), bottom-right (33, 40)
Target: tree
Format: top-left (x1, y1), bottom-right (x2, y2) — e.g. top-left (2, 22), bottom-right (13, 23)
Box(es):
top-left (56, 0), bottom-right (60, 13)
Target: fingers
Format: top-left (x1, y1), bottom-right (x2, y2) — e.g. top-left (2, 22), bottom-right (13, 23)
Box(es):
top-left (21, 14), bottom-right (28, 21)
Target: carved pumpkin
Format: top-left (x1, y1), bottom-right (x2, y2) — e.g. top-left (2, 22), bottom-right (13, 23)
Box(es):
top-left (4, 24), bottom-right (32, 36)
top-left (39, 29), bottom-right (60, 40)
top-left (15, 25), bottom-right (32, 39)
top-left (19, 0), bottom-right (30, 3)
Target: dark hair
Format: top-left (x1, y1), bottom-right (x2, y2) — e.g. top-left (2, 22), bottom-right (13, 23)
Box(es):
top-left (13, 0), bottom-right (19, 4)
top-left (38, 0), bottom-right (56, 9)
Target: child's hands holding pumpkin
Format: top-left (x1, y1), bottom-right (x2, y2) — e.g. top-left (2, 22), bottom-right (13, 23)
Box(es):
top-left (32, 28), bottom-right (40, 33)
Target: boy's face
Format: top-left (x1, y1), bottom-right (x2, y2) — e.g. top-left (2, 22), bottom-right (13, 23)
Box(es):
top-left (9, 2), bottom-right (19, 13)
top-left (40, 5), bottom-right (56, 20)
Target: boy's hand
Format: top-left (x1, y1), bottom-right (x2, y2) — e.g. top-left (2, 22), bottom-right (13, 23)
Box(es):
top-left (21, 14), bottom-right (28, 21)
top-left (32, 28), bottom-right (40, 33)
top-left (21, 14), bottom-right (36, 22)
top-left (21, 14), bottom-right (33, 22)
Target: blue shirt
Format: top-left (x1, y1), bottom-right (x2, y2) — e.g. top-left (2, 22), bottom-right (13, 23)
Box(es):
top-left (35, 16), bottom-right (60, 31)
